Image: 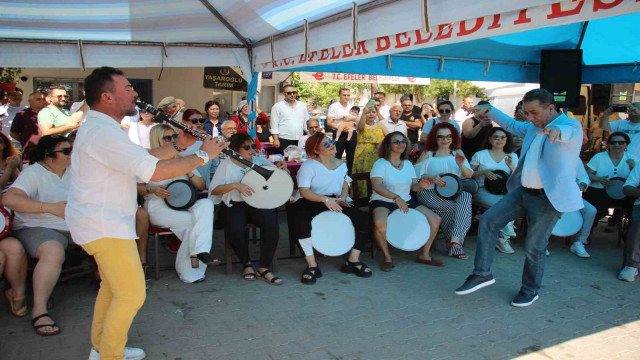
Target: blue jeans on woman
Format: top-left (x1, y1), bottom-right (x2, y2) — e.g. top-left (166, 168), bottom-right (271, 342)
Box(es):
top-left (472, 186), bottom-right (561, 295)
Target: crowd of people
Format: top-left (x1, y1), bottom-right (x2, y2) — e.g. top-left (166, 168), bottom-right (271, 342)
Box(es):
top-left (1, 71), bottom-right (640, 359)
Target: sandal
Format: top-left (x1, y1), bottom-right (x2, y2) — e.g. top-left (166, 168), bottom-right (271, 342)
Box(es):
top-left (341, 260), bottom-right (372, 278)
top-left (4, 289), bottom-right (27, 317)
top-left (256, 269), bottom-right (282, 286)
top-left (32, 313), bottom-right (61, 336)
top-left (447, 240), bottom-right (468, 260)
top-left (381, 261), bottom-right (394, 272)
top-left (191, 253), bottom-right (222, 268)
top-left (242, 264), bottom-right (256, 281)
top-left (301, 266), bottom-right (322, 284)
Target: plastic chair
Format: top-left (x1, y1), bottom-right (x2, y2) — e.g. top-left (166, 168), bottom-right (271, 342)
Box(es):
top-left (149, 225), bottom-right (172, 280)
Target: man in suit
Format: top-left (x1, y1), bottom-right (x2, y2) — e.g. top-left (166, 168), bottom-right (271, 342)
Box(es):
top-left (454, 89), bottom-right (583, 307)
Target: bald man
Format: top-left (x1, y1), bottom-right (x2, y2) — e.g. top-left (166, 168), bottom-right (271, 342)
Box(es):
top-left (380, 104), bottom-right (408, 136)
top-left (454, 96), bottom-right (474, 127)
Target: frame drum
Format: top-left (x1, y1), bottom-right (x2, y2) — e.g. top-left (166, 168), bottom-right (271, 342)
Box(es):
top-left (386, 209), bottom-right (431, 251)
top-left (551, 211), bottom-right (583, 238)
top-left (605, 177), bottom-right (627, 200)
top-left (462, 178), bottom-right (479, 195)
top-left (310, 211), bottom-right (355, 256)
top-left (435, 173), bottom-right (463, 199)
top-left (164, 180), bottom-right (197, 210)
top-left (241, 167), bottom-right (294, 209)
top-left (0, 207), bottom-right (12, 239)
top-left (485, 169), bottom-right (509, 195)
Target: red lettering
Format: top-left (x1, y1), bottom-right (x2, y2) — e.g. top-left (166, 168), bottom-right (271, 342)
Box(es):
top-left (355, 41), bottom-right (369, 55)
top-left (330, 47), bottom-right (342, 60)
top-left (395, 32), bottom-right (411, 48)
top-left (319, 49), bottom-right (330, 61)
top-left (272, 61), bottom-right (278, 68)
top-left (414, 30), bottom-right (433, 45)
top-left (342, 44), bottom-right (354, 58)
top-left (487, 14), bottom-right (501, 30)
top-left (307, 51), bottom-right (318, 62)
top-left (457, 17), bottom-right (484, 36)
top-left (547, 1), bottom-right (585, 19)
top-left (298, 54), bottom-right (307, 64)
top-left (593, 0), bottom-right (623, 11)
top-left (376, 36), bottom-right (391, 52)
top-left (434, 23), bottom-right (454, 40)
top-left (513, 9), bottom-right (531, 25)
top-left (283, 58), bottom-right (292, 66)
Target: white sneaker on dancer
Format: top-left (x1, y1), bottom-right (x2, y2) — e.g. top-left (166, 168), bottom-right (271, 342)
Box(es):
top-left (496, 236), bottom-right (515, 254)
top-left (570, 242), bottom-right (590, 258)
top-left (88, 347), bottom-right (146, 360)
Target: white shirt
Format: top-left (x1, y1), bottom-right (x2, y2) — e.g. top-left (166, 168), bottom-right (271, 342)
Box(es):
top-left (586, 151), bottom-right (636, 189)
top-left (421, 118), bottom-right (461, 137)
top-left (293, 159), bottom-right (351, 202)
top-left (370, 159), bottom-right (416, 203)
top-left (379, 104), bottom-right (390, 120)
top-left (521, 132), bottom-right (545, 189)
top-left (609, 120), bottom-right (640, 157)
top-left (414, 152), bottom-right (471, 190)
top-left (0, 104), bottom-right (27, 137)
top-left (66, 110), bottom-right (159, 245)
top-left (453, 108), bottom-right (470, 128)
top-left (11, 163), bottom-right (70, 231)
top-left (624, 165), bottom-right (640, 206)
top-left (327, 102), bottom-right (355, 127)
top-left (270, 100), bottom-right (309, 140)
top-left (298, 134), bottom-right (310, 150)
top-left (127, 118), bottom-right (155, 149)
top-left (470, 150), bottom-right (519, 186)
top-left (209, 157), bottom-right (274, 206)
top-left (140, 169), bottom-right (201, 201)
top-left (380, 117), bottom-right (408, 136)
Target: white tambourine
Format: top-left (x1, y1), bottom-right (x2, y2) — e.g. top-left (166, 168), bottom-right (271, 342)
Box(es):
top-left (386, 208), bottom-right (431, 251)
top-left (551, 210), bottom-right (583, 238)
top-left (310, 211), bottom-right (355, 256)
top-left (241, 167), bottom-right (294, 209)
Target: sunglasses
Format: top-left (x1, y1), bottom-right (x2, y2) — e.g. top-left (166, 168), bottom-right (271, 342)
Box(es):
top-left (285, 91), bottom-right (298, 95)
top-left (322, 139), bottom-right (336, 148)
top-left (56, 95), bottom-right (69, 99)
top-left (241, 144), bottom-right (258, 150)
top-left (609, 141), bottom-right (627, 145)
top-left (491, 136), bottom-right (506, 140)
top-left (187, 118), bottom-right (206, 124)
top-left (392, 140), bottom-right (407, 145)
top-left (52, 147), bottom-right (73, 155)
top-left (438, 109), bottom-right (452, 113)
top-left (162, 133), bottom-right (178, 141)
top-left (436, 135), bottom-right (453, 140)
top-left (139, 110), bottom-right (150, 115)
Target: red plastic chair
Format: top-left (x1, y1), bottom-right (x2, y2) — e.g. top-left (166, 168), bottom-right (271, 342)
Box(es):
top-left (149, 225), bottom-right (172, 280)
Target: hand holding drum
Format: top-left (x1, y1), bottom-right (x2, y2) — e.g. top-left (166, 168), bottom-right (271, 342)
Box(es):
top-left (235, 183), bottom-right (254, 197)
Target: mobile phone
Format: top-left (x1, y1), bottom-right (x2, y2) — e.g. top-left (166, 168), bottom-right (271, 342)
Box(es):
top-left (367, 99), bottom-right (376, 112)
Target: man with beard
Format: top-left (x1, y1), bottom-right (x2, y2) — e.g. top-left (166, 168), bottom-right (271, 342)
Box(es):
top-left (37, 87), bottom-right (87, 136)
top-left (10, 92), bottom-right (47, 160)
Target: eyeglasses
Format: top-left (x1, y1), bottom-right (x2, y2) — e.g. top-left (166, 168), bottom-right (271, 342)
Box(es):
top-left (322, 139), bottom-right (336, 148)
top-left (392, 140), bottom-right (407, 145)
top-left (438, 109), bottom-right (452, 113)
top-left (308, 126), bottom-right (319, 130)
top-left (609, 141), bottom-right (627, 145)
top-left (139, 110), bottom-right (150, 115)
top-left (491, 136), bottom-right (506, 140)
top-left (162, 134), bottom-right (178, 141)
top-left (52, 147), bottom-right (73, 155)
top-left (187, 118), bottom-right (206, 124)
top-left (55, 95), bottom-right (69, 99)
top-left (402, 104), bottom-right (413, 107)
top-left (436, 135), bottom-right (453, 140)
top-left (241, 144), bottom-right (257, 150)
top-left (285, 91), bottom-right (298, 95)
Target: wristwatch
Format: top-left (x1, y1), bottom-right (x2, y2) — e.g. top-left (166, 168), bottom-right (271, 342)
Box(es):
top-left (195, 150), bottom-right (209, 164)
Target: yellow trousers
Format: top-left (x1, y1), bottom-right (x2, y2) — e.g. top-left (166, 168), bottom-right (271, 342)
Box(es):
top-left (82, 238), bottom-right (146, 360)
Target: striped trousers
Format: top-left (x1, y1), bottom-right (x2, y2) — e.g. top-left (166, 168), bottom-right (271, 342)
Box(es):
top-left (417, 189), bottom-right (473, 242)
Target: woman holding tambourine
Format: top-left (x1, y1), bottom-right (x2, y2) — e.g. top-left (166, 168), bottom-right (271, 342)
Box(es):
top-left (290, 133), bottom-right (372, 284)
top-left (414, 122), bottom-right (474, 259)
top-left (210, 133), bottom-right (286, 285)
top-left (370, 132), bottom-right (443, 272)
top-left (584, 131), bottom-right (636, 230)
top-left (470, 127), bottom-right (519, 254)
top-left (137, 124), bottom-right (216, 284)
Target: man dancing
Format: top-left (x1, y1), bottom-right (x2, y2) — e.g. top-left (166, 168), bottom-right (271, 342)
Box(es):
top-left (66, 67), bottom-right (227, 359)
top-left (455, 89), bottom-right (583, 307)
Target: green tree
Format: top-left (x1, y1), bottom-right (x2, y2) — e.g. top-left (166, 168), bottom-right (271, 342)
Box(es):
top-left (294, 72), bottom-right (371, 109)
top-left (378, 79), bottom-right (485, 103)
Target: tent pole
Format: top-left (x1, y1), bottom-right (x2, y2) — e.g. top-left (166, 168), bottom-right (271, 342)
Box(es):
top-left (198, 0), bottom-right (251, 48)
top-left (577, 21), bottom-right (589, 49)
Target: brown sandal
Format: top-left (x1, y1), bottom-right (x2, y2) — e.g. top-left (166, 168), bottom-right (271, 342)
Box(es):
top-left (381, 261), bottom-right (394, 272)
top-left (4, 289), bottom-right (27, 317)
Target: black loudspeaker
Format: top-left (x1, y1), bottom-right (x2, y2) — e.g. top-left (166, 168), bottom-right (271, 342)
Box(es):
top-left (610, 83), bottom-right (635, 105)
top-left (591, 84), bottom-right (611, 106)
top-left (540, 50), bottom-right (583, 108)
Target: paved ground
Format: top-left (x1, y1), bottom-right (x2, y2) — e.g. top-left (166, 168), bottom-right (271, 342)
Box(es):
top-left (2, 215), bottom-right (640, 360)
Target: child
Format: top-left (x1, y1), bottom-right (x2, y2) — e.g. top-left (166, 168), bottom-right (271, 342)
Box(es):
top-left (335, 106), bottom-right (360, 141)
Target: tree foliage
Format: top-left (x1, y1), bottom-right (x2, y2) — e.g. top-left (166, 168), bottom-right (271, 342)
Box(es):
top-left (294, 72), bottom-right (369, 109)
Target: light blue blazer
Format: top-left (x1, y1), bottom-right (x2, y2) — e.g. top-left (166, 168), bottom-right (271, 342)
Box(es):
top-left (488, 108), bottom-right (584, 213)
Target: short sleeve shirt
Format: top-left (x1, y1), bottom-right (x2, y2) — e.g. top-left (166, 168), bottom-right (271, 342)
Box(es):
top-left (293, 159), bottom-right (350, 201)
top-left (624, 165), bottom-right (640, 206)
top-left (400, 111), bottom-right (422, 142)
top-left (38, 105), bottom-right (73, 135)
top-left (586, 151), bottom-right (636, 189)
top-left (209, 157), bottom-right (274, 206)
top-left (414, 152), bottom-right (471, 190)
top-left (470, 150), bottom-right (519, 186)
top-left (370, 159), bottom-right (416, 202)
top-left (327, 102), bottom-right (354, 127)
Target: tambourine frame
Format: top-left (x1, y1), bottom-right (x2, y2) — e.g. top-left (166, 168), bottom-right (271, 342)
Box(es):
top-left (605, 177), bottom-right (627, 200)
top-left (435, 173), bottom-right (463, 200)
top-left (0, 207), bottom-right (12, 239)
top-left (164, 179), bottom-right (197, 211)
top-left (484, 169), bottom-right (509, 195)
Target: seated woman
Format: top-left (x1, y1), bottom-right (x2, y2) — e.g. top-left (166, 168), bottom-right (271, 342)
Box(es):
top-left (138, 124), bottom-right (216, 283)
top-left (210, 133), bottom-right (285, 285)
top-left (3, 135), bottom-right (72, 336)
top-left (0, 131), bottom-right (21, 192)
top-left (470, 127), bottom-right (519, 254)
top-left (1, 236), bottom-right (28, 318)
top-left (370, 132), bottom-right (443, 272)
top-left (290, 133), bottom-right (372, 284)
top-left (414, 123), bottom-right (474, 259)
top-left (584, 132), bottom-right (636, 230)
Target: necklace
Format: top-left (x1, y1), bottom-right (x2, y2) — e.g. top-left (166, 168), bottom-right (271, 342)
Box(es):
top-left (390, 159), bottom-right (402, 169)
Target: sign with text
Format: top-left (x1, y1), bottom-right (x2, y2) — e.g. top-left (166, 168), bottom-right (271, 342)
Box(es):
top-left (203, 67), bottom-right (247, 91)
top-left (299, 72), bottom-right (430, 85)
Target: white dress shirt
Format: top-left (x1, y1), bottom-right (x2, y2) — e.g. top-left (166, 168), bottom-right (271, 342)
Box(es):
top-left (270, 100), bottom-right (309, 141)
top-left (521, 118), bottom-right (564, 189)
top-left (66, 110), bottom-right (159, 245)
top-left (380, 117), bottom-right (408, 136)
top-left (379, 104), bottom-right (390, 119)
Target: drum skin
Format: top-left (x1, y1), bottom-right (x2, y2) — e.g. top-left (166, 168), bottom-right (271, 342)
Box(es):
top-left (164, 180), bottom-right (197, 210)
top-left (551, 211), bottom-right (583, 238)
top-left (435, 173), bottom-right (463, 200)
top-left (241, 168), bottom-right (294, 209)
top-left (386, 209), bottom-right (431, 251)
top-left (0, 207), bottom-right (13, 239)
top-left (310, 211), bottom-right (355, 256)
top-left (605, 177), bottom-right (627, 200)
top-left (485, 169), bottom-right (509, 195)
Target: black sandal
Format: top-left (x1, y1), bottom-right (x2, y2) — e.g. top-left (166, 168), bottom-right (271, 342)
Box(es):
top-left (32, 313), bottom-right (61, 336)
top-left (301, 266), bottom-right (322, 285)
top-left (191, 253), bottom-right (222, 268)
top-left (341, 260), bottom-right (373, 278)
top-left (256, 269), bottom-right (282, 286)
top-left (242, 264), bottom-right (256, 281)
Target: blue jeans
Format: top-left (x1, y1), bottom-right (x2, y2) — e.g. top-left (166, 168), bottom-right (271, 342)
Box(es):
top-left (473, 186), bottom-right (561, 295)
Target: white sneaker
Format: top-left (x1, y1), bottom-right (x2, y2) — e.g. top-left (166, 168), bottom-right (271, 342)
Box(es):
top-left (496, 237), bottom-right (515, 254)
top-left (570, 242), bottom-right (590, 258)
top-left (89, 347), bottom-right (146, 360)
top-left (545, 249), bottom-right (550, 256)
top-left (502, 223), bottom-right (517, 238)
top-left (618, 266), bottom-right (639, 282)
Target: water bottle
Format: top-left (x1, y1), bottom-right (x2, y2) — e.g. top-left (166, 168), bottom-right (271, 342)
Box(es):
top-left (259, 147), bottom-right (266, 158)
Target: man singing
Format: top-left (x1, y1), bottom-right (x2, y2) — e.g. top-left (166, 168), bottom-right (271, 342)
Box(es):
top-left (455, 89), bottom-right (583, 307)
top-left (66, 67), bottom-right (227, 359)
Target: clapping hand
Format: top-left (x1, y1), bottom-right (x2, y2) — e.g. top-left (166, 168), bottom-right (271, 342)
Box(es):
top-left (455, 152), bottom-right (466, 166)
top-left (505, 154), bottom-right (514, 168)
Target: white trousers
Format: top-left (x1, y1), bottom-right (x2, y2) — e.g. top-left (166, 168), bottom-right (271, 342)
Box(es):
top-left (145, 197), bottom-right (214, 283)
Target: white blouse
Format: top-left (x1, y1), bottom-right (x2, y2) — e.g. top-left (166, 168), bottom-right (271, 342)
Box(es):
top-left (414, 151), bottom-right (471, 190)
top-left (293, 159), bottom-right (351, 202)
top-left (586, 151), bottom-right (636, 189)
top-left (470, 149), bottom-right (519, 186)
top-left (209, 157), bottom-right (274, 206)
top-left (370, 159), bottom-right (416, 203)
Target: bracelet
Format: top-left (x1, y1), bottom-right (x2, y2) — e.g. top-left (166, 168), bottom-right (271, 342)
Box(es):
top-left (324, 197), bottom-right (330, 203)
top-left (172, 138), bottom-right (186, 153)
top-left (145, 184), bottom-right (151, 194)
top-left (188, 173), bottom-right (194, 179)
top-left (392, 195), bottom-right (400, 202)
